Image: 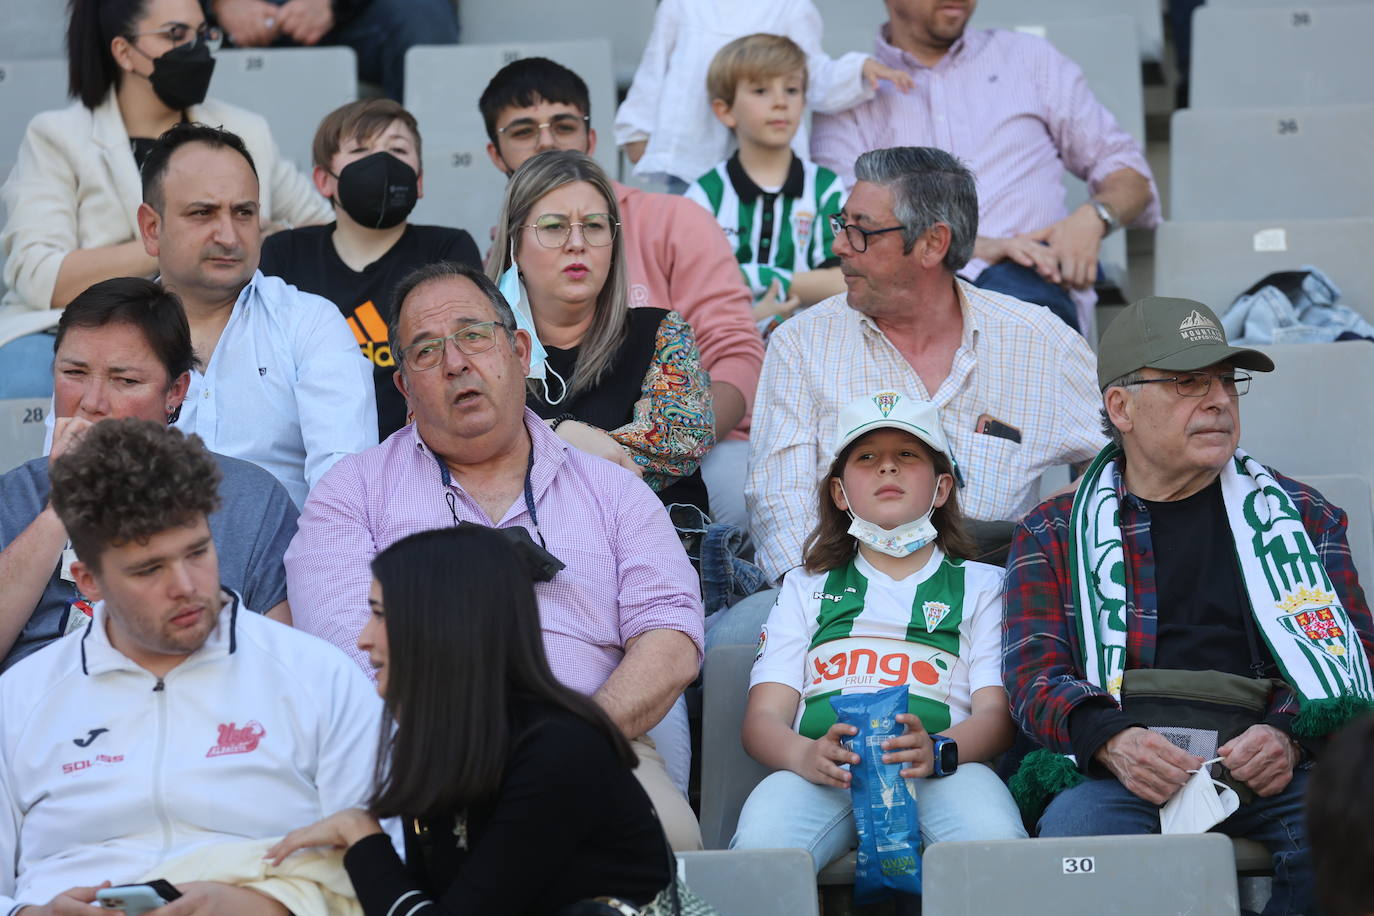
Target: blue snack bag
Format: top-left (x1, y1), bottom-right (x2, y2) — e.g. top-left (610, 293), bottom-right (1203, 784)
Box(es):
top-left (830, 684), bottom-right (922, 905)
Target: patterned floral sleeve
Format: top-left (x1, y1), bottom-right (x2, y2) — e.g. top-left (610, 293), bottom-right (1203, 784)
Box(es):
top-left (610, 310), bottom-right (716, 491)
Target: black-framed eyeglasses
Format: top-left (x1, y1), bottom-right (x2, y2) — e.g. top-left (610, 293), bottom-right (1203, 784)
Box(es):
top-left (399, 321), bottom-right (510, 371)
top-left (496, 115), bottom-right (591, 148)
top-left (524, 213), bottom-right (618, 248)
top-left (1120, 370), bottom-right (1253, 398)
top-left (829, 214), bottom-right (905, 253)
top-left (127, 22), bottom-right (223, 51)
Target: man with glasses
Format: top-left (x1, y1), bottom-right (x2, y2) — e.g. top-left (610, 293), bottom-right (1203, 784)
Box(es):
top-left (1001, 298), bottom-right (1373, 916)
top-left (479, 57), bottom-right (763, 534)
top-left (741, 146), bottom-right (1101, 589)
top-left (285, 261), bottom-right (707, 851)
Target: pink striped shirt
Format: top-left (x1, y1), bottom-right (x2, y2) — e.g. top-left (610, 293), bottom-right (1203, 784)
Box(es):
top-left (811, 26), bottom-right (1160, 318)
top-left (284, 410), bottom-right (704, 694)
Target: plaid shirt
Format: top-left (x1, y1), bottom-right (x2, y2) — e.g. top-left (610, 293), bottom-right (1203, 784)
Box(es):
top-left (1002, 458), bottom-right (1374, 754)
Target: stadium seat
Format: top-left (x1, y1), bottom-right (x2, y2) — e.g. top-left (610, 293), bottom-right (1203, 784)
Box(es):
top-left (456, 1), bottom-right (656, 89)
top-left (0, 397), bottom-right (49, 475)
top-left (922, 835), bottom-right (1241, 915)
top-left (1191, 4), bottom-right (1374, 108)
top-left (1169, 105), bottom-right (1374, 221)
top-left (206, 47), bottom-right (358, 173)
top-left (0, 2), bottom-right (66, 61)
top-left (699, 642), bottom-right (772, 851)
top-left (1211, 0), bottom-right (1372, 7)
top-left (0, 58), bottom-right (72, 177)
top-left (403, 40), bottom-right (618, 244)
top-left (1154, 218), bottom-right (1374, 321)
top-left (1242, 343), bottom-right (1374, 508)
top-left (674, 849), bottom-right (819, 916)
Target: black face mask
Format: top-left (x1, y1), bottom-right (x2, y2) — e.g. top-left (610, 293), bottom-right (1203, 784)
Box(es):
top-left (148, 39), bottom-right (216, 112)
top-left (333, 151), bottom-right (419, 230)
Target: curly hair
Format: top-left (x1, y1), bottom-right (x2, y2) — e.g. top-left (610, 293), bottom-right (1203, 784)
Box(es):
top-left (49, 419), bottom-right (222, 570)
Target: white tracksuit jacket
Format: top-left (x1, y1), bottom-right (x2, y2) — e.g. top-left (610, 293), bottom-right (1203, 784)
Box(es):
top-left (0, 592), bottom-right (383, 913)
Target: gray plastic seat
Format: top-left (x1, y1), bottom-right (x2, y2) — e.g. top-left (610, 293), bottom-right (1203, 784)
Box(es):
top-left (1170, 105), bottom-right (1374, 222)
top-left (1192, 4), bottom-right (1374, 108)
top-left (206, 47), bottom-right (357, 172)
top-left (1153, 218), bottom-right (1374, 322)
top-left (0, 398), bottom-right (50, 475)
top-left (699, 642), bottom-right (772, 852)
top-left (674, 849), bottom-right (819, 916)
top-left (0, 58), bottom-right (71, 173)
top-left (0, 2), bottom-right (66, 61)
top-left (403, 40), bottom-right (618, 243)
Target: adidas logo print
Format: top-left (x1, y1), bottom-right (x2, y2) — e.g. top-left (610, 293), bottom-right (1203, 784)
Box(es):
top-left (347, 301), bottom-right (395, 368)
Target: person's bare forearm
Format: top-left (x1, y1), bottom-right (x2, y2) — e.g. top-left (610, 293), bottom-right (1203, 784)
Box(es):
top-left (0, 507), bottom-right (67, 658)
top-left (594, 628), bottom-right (700, 738)
top-left (742, 705), bottom-right (812, 773)
top-left (52, 242), bottom-right (158, 309)
top-left (940, 704), bottom-right (1016, 765)
top-left (710, 380), bottom-right (745, 439)
top-left (788, 268), bottom-right (845, 307)
top-left (1091, 167), bottom-right (1152, 227)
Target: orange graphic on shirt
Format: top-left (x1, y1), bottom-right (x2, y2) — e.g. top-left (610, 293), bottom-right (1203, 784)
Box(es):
top-left (347, 301), bottom-right (394, 368)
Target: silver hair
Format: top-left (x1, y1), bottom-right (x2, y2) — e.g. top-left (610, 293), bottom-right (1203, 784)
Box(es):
top-left (853, 147), bottom-right (978, 272)
top-left (1099, 371), bottom-right (1143, 447)
top-left (387, 261), bottom-right (517, 378)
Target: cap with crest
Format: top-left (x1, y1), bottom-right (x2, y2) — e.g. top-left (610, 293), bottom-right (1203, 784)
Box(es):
top-left (832, 392), bottom-right (960, 488)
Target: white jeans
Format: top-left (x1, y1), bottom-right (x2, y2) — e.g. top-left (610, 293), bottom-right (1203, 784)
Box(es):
top-left (731, 763), bottom-right (1026, 873)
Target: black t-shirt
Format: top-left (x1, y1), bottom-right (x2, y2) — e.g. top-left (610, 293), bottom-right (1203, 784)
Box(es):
top-left (1145, 479), bottom-right (1276, 678)
top-left (259, 222), bottom-right (481, 438)
top-left (525, 307), bottom-right (710, 515)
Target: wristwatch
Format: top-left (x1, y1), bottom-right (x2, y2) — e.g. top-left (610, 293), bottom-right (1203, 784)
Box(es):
top-left (930, 734), bottom-right (959, 778)
top-left (1091, 199), bottom-right (1121, 236)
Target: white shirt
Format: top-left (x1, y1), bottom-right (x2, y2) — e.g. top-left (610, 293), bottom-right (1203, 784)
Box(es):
top-left (613, 0), bottom-right (873, 184)
top-left (176, 271), bottom-right (377, 508)
top-left (745, 280), bottom-right (1104, 582)
top-left (0, 593), bottom-right (382, 913)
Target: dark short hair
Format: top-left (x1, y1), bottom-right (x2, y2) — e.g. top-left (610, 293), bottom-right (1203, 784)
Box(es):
top-left (478, 57), bottom-right (591, 146)
top-left (387, 261), bottom-right (517, 376)
top-left (1309, 714), bottom-right (1374, 916)
top-left (67, 0), bottom-right (149, 110)
top-left (312, 98), bottom-right (423, 171)
top-left (367, 526), bottom-right (634, 820)
top-left (55, 277), bottom-right (200, 384)
top-left (142, 123), bottom-right (259, 214)
top-left (853, 147), bottom-right (979, 272)
top-left (49, 419), bottom-right (221, 570)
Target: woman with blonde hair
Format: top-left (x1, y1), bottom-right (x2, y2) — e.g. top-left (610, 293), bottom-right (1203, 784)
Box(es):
top-left (489, 149), bottom-right (715, 514)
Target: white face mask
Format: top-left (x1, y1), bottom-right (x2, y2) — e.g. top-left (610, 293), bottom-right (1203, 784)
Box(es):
top-left (1160, 758), bottom-right (1240, 834)
top-left (840, 480), bottom-right (943, 559)
top-left (498, 238), bottom-right (567, 405)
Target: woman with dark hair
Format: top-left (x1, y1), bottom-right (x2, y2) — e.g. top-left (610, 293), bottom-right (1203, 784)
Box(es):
top-left (488, 149), bottom-right (715, 516)
top-left (267, 525), bottom-right (672, 914)
top-left (1307, 714), bottom-right (1374, 916)
top-left (0, 0), bottom-right (328, 326)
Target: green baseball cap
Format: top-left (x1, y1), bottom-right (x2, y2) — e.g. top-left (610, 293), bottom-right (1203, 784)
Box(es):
top-left (1096, 297), bottom-right (1274, 390)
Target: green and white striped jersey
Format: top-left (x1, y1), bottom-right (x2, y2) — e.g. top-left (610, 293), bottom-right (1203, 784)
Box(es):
top-left (685, 152), bottom-right (843, 300)
top-left (750, 550), bottom-right (1004, 739)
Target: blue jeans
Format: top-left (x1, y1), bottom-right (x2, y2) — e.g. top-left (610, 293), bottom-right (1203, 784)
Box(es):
top-left (1039, 768), bottom-right (1314, 916)
top-left (0, 332), bottom-right (55, 399)
top-left (973, 260), bottom-right (1082, 334)
top-left (733, 763), bottom-right (1027, 873)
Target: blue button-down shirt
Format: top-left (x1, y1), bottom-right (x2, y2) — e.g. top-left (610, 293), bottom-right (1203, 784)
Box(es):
top-left (176, 271), bottom-right (377, 507)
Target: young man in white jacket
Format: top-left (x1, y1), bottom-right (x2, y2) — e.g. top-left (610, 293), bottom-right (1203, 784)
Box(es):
top-left (0, 419), bottom-right (382, 916)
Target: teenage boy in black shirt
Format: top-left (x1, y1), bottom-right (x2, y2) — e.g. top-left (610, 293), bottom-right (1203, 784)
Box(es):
top-left (261, 99), bottom-right (480, 438)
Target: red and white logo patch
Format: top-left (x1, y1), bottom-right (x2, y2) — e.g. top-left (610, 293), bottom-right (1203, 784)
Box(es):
top-left (207, 721), bottom-right (266, 758)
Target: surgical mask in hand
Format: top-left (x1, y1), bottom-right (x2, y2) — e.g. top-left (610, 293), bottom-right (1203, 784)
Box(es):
top-left (842, 482), bottom-right (940, 558)
top-left (498, 240), bottom-right (566, 403)
top-left (1160, 758), bottom-right (1240, 834)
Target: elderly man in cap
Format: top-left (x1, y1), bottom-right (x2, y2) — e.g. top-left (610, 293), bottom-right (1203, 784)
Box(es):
top-left (1002, 297), bottom-right (1374, 916)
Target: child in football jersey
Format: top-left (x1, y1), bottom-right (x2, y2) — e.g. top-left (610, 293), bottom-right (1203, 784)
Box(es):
top-left (732, 391), bottom-right (1026, 873)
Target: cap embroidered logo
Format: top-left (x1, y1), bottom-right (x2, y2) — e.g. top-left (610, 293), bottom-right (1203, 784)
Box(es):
top-left (873, 392), bottom-right (900, 417)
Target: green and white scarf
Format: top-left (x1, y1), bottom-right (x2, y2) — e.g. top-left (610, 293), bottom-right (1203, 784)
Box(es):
top-left (1070, 444), bottom-right (1374, 733)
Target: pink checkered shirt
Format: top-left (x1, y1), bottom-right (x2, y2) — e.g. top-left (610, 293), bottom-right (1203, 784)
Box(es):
top-left (811, 25), bottom-right (1160, 321)
top-left (285, 410), bottom-right (704, 693)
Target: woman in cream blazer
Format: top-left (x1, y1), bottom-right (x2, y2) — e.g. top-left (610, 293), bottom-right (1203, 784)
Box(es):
top-left (0, 91), bottom-right (330, 317)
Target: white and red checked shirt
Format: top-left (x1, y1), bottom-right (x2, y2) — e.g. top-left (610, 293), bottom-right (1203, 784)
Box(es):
top-left (745, 281), bottom-right (1104, 582)
top-left (284, 410), bottom-right (704, 692)
top-left (810, 25), bottom-right (1160, 329)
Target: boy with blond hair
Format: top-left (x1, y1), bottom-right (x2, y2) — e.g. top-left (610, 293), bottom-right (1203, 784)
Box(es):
top-left (686, 34), bottom-right (846, 330)
top-left (260, 99), bottom-right (480, 439)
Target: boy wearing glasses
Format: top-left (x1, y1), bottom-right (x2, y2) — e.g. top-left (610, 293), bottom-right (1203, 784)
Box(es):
top-left (685, 34), bottom-right (846, 333)
top-left (260, 100), bottom-right (481, 438)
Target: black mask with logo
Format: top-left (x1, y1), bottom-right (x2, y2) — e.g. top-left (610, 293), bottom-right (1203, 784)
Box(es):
top-left (148, 39), bottom-right (216, 112)
top-left (332, 152), bottom-right (419, 230)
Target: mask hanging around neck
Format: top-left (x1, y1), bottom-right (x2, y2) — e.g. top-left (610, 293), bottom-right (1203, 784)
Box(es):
top-left (497, 238), bottom-right (567, 405)
top-left (840, 480), bottom-right (942, 558)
